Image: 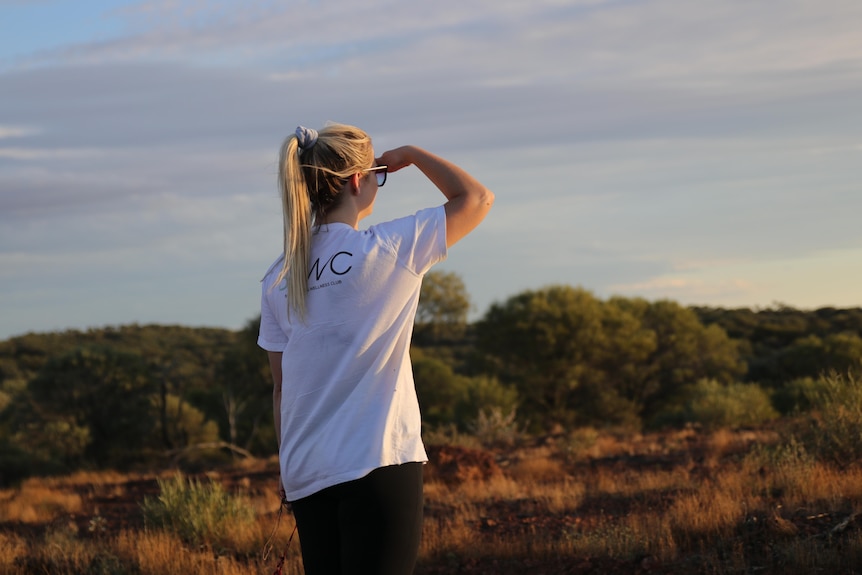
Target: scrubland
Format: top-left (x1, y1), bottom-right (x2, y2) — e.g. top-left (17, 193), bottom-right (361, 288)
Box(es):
top-left (1, 422), bottom-right (861, 575)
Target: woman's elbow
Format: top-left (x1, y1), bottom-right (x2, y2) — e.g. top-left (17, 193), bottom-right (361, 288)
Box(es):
top-left (476, 186), bottom-right (494, 215)
top-left (482, 187), bottom-right (495, 209)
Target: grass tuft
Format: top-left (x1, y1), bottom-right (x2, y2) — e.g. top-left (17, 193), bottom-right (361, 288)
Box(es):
top-left (140, 472), bottom-right (255, 548)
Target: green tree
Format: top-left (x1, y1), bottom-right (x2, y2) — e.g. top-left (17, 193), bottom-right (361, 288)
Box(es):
top-left (212, 316), bottom-right (276, 455)
top-left (612, 298), bottom-right (746, 417)
top-left (416, 271), bottom-right (471, 342)
top-left (413, 355), bottom-right (467, 426)
top-left (413, 353), bottom-right (519, 429)
top-left (156, 394), bottom-right (220, 448)
top-left (655, 379), bottom-right (778, 430)
top-left (773, 333), bottom-right (862, 384)
top-left (475, 287), bottom-right (744, 431)
top-left (475, 286), bottom-right (646, 429)
top-left (15, 346), bottom-right (158, 467)
top-left (693, 305), bottom-right (862, 386)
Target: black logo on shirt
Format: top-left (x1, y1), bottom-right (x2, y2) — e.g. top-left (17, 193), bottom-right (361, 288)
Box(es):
top-left (308, 251), bottom-right (353, 281)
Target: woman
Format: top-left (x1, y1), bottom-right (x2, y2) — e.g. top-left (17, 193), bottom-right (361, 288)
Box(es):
top-left (258, 123), bottom-right (493, 574)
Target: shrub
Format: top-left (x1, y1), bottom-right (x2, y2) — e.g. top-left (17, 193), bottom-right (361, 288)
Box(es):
top-left (455, 375), bottom-right (519, 427)
top-left (771, 377), bottom-right (823, 415)
top-left (422, 423), bottom-right (482, 449)
top-left (141, 473), bottom-right (254, 547)
top-left (578, 386), bottom-right (643, 431)
top-left (469, 407), bottom-right (523, 448)
top-left (562, 427), bottom-right (600, 462)
top-left (799, 371), bottom-right (862, 467)
top-left (414, 356), bottom-right (520, 431)
top-left (413, 356), bottom-right (468, 427)
top-left (657, 379), bottom-right (778, 430)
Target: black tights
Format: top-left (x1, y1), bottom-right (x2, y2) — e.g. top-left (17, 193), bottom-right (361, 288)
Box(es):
top-left (290, 462), bottom-right (424, 575)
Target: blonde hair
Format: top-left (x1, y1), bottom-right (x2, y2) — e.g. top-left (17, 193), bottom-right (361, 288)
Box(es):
top-left (275, 123), bottom-right (373, 321)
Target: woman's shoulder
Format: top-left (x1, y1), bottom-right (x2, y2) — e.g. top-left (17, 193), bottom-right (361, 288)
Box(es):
top-left (368, 206), bottom-right (445, 237)
top-left (260, 254), bottom-right (285, 282)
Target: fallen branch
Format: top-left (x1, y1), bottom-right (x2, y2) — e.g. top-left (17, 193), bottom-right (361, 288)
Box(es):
top-left (167, 441), bottom-right (255, 463)
top-left (831, 511), bottom-right (859, 535)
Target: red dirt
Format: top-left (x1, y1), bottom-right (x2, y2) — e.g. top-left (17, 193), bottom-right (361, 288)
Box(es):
top-left (2, 431), bottom-right (861, 575)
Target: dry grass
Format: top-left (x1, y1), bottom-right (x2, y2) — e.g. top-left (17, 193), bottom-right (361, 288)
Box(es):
top-left (0, 533), bottom-right (27, 569)
top-left (38, 469), bottom-right (132, 488)
top-left (0, 479), bottom-right (83, 523)
top-left (2, 427), bottom-right (862, 574)
top-left (113, 529), bottom-right (303, 575)
top-left (419, 427), bottom-right (862, 573)
top-left (508, 449), bottom-right (568, 483)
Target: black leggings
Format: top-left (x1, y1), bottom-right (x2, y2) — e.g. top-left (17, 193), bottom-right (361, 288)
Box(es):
top-left (290, 462), bottom-right (424, 575)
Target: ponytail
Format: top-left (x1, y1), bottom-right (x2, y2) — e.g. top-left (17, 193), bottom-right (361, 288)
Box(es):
top-left (275, 135), bottom-right (313, 321)
top-left (273, 123), bottom-right (373, 322)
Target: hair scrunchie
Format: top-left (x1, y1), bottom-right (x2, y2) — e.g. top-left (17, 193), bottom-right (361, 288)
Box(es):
top-left (295, 126), bottom-right (319, 150)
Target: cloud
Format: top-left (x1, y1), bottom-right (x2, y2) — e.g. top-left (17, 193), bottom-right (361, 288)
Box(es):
top-left (0, 124), bottom-right (39, 139)
top-left (608, 276), bottom-right (758, 306)
top-left (607, 245), bottom-right (862, 309)
top-left (1, 0), bottom-right (862, 337)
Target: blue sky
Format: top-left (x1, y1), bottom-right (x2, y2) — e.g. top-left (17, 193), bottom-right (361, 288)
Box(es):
top-left (1, 0), bottom-right (861, 339)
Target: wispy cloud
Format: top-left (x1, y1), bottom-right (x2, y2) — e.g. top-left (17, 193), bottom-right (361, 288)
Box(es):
top-left (1, 0), bottom-right (861, 337)
top-left (0, 125), bottom-right (40, 139)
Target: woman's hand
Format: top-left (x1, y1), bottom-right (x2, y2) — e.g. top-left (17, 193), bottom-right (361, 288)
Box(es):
top-left (376, 146), bottom-right (416, 173)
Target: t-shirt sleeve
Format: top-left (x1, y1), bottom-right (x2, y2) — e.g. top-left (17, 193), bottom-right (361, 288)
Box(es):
top-left (258, 278), bottom-right (289, 352)
top-left (375, 205), bottom-right (448, 275)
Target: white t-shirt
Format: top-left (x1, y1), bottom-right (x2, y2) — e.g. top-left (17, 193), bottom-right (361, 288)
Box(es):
top-left (258, 206), bottom-right (447, 501)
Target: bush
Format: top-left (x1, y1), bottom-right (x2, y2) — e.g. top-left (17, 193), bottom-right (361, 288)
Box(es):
top-left (455, 375), bottom-right (519, 427)
top-left (414, 356), bottom-right (520, 430)
top-left (655, 379), bottom-right (778, 430)
top-left (562, 427), bottom-right (600, 462)
top-left (771, 377), bottom-right (823, 415)
top-left (577, 386), bottom-right (643, 431)
top-left (799, 371), bottom-right (862, 467)
top-left (141, 473), bottom-right (254, 547)
top-left (413, 356), bottom-right (468, 427)
top-left (469, 407), bottom-right (523, 448)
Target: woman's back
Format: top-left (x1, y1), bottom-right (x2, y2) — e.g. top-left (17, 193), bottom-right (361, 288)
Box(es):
top-left (259, 207), bottom-right (447, 501)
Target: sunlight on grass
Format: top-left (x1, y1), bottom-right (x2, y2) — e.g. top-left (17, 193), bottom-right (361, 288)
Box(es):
top-left (0, 480), bottom-right (82, 523)
top-left (113, 529), bottom-right (294, 575)
top-left (508, 452), bottom-right (567, 483)
top-left (668, 486), bottom-right (744, 541)
top-left (141, 473), bottom-right (255, 548)
top-left (39, 469), bottom-right (131, 488)
top-left (0, 532), bottom-right (26, 568)
top-left (3, 427), bottom-right (862, 574)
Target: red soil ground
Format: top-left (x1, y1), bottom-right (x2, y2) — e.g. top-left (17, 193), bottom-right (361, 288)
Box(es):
top-left (2, 431), bottom-right (860, 574)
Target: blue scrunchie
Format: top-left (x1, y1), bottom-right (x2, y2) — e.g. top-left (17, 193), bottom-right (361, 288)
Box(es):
top-left (295, 126), bottom-right (318, 150)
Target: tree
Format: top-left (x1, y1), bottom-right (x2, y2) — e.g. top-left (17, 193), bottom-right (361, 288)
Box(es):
top-left (17, 346), bottom-right (158, 467)
top-left (611, 298), bottom-right (746, 416)
top-left (475, 287), bottom-right (745, 431)
top-left (416, 271), bottom-right (471, 342)
top-left (475, 286), bottom-right (645, 428)
top-left (413, 353), bottom-right (519, 430)
top-left (772, 333), bottom-right (862, 384)
top-left (655, 379), bottom-right (778, 430)
top-left (413, 355), bottom-right (467, 426)
top-left (156, 394), bottom-right (220, 447)
top-left (692, 305), bottom-right (862, 386)
top-left (213, 316), bottom-right (275, 455)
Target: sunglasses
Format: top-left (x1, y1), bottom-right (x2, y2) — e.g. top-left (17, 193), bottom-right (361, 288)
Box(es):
top-left (362, 165), bottom-right (388, 187)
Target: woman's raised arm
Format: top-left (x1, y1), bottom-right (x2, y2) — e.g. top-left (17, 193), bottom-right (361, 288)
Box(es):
top-left (377, 146), bottom-right (494, 247)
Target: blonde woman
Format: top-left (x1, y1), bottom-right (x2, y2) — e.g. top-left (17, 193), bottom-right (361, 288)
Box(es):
top-left (258, 123), bottom-right (493, 574)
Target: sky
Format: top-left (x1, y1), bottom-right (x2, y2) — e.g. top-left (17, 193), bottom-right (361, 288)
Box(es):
top-left (1, 0), bottom-right (861, 340)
